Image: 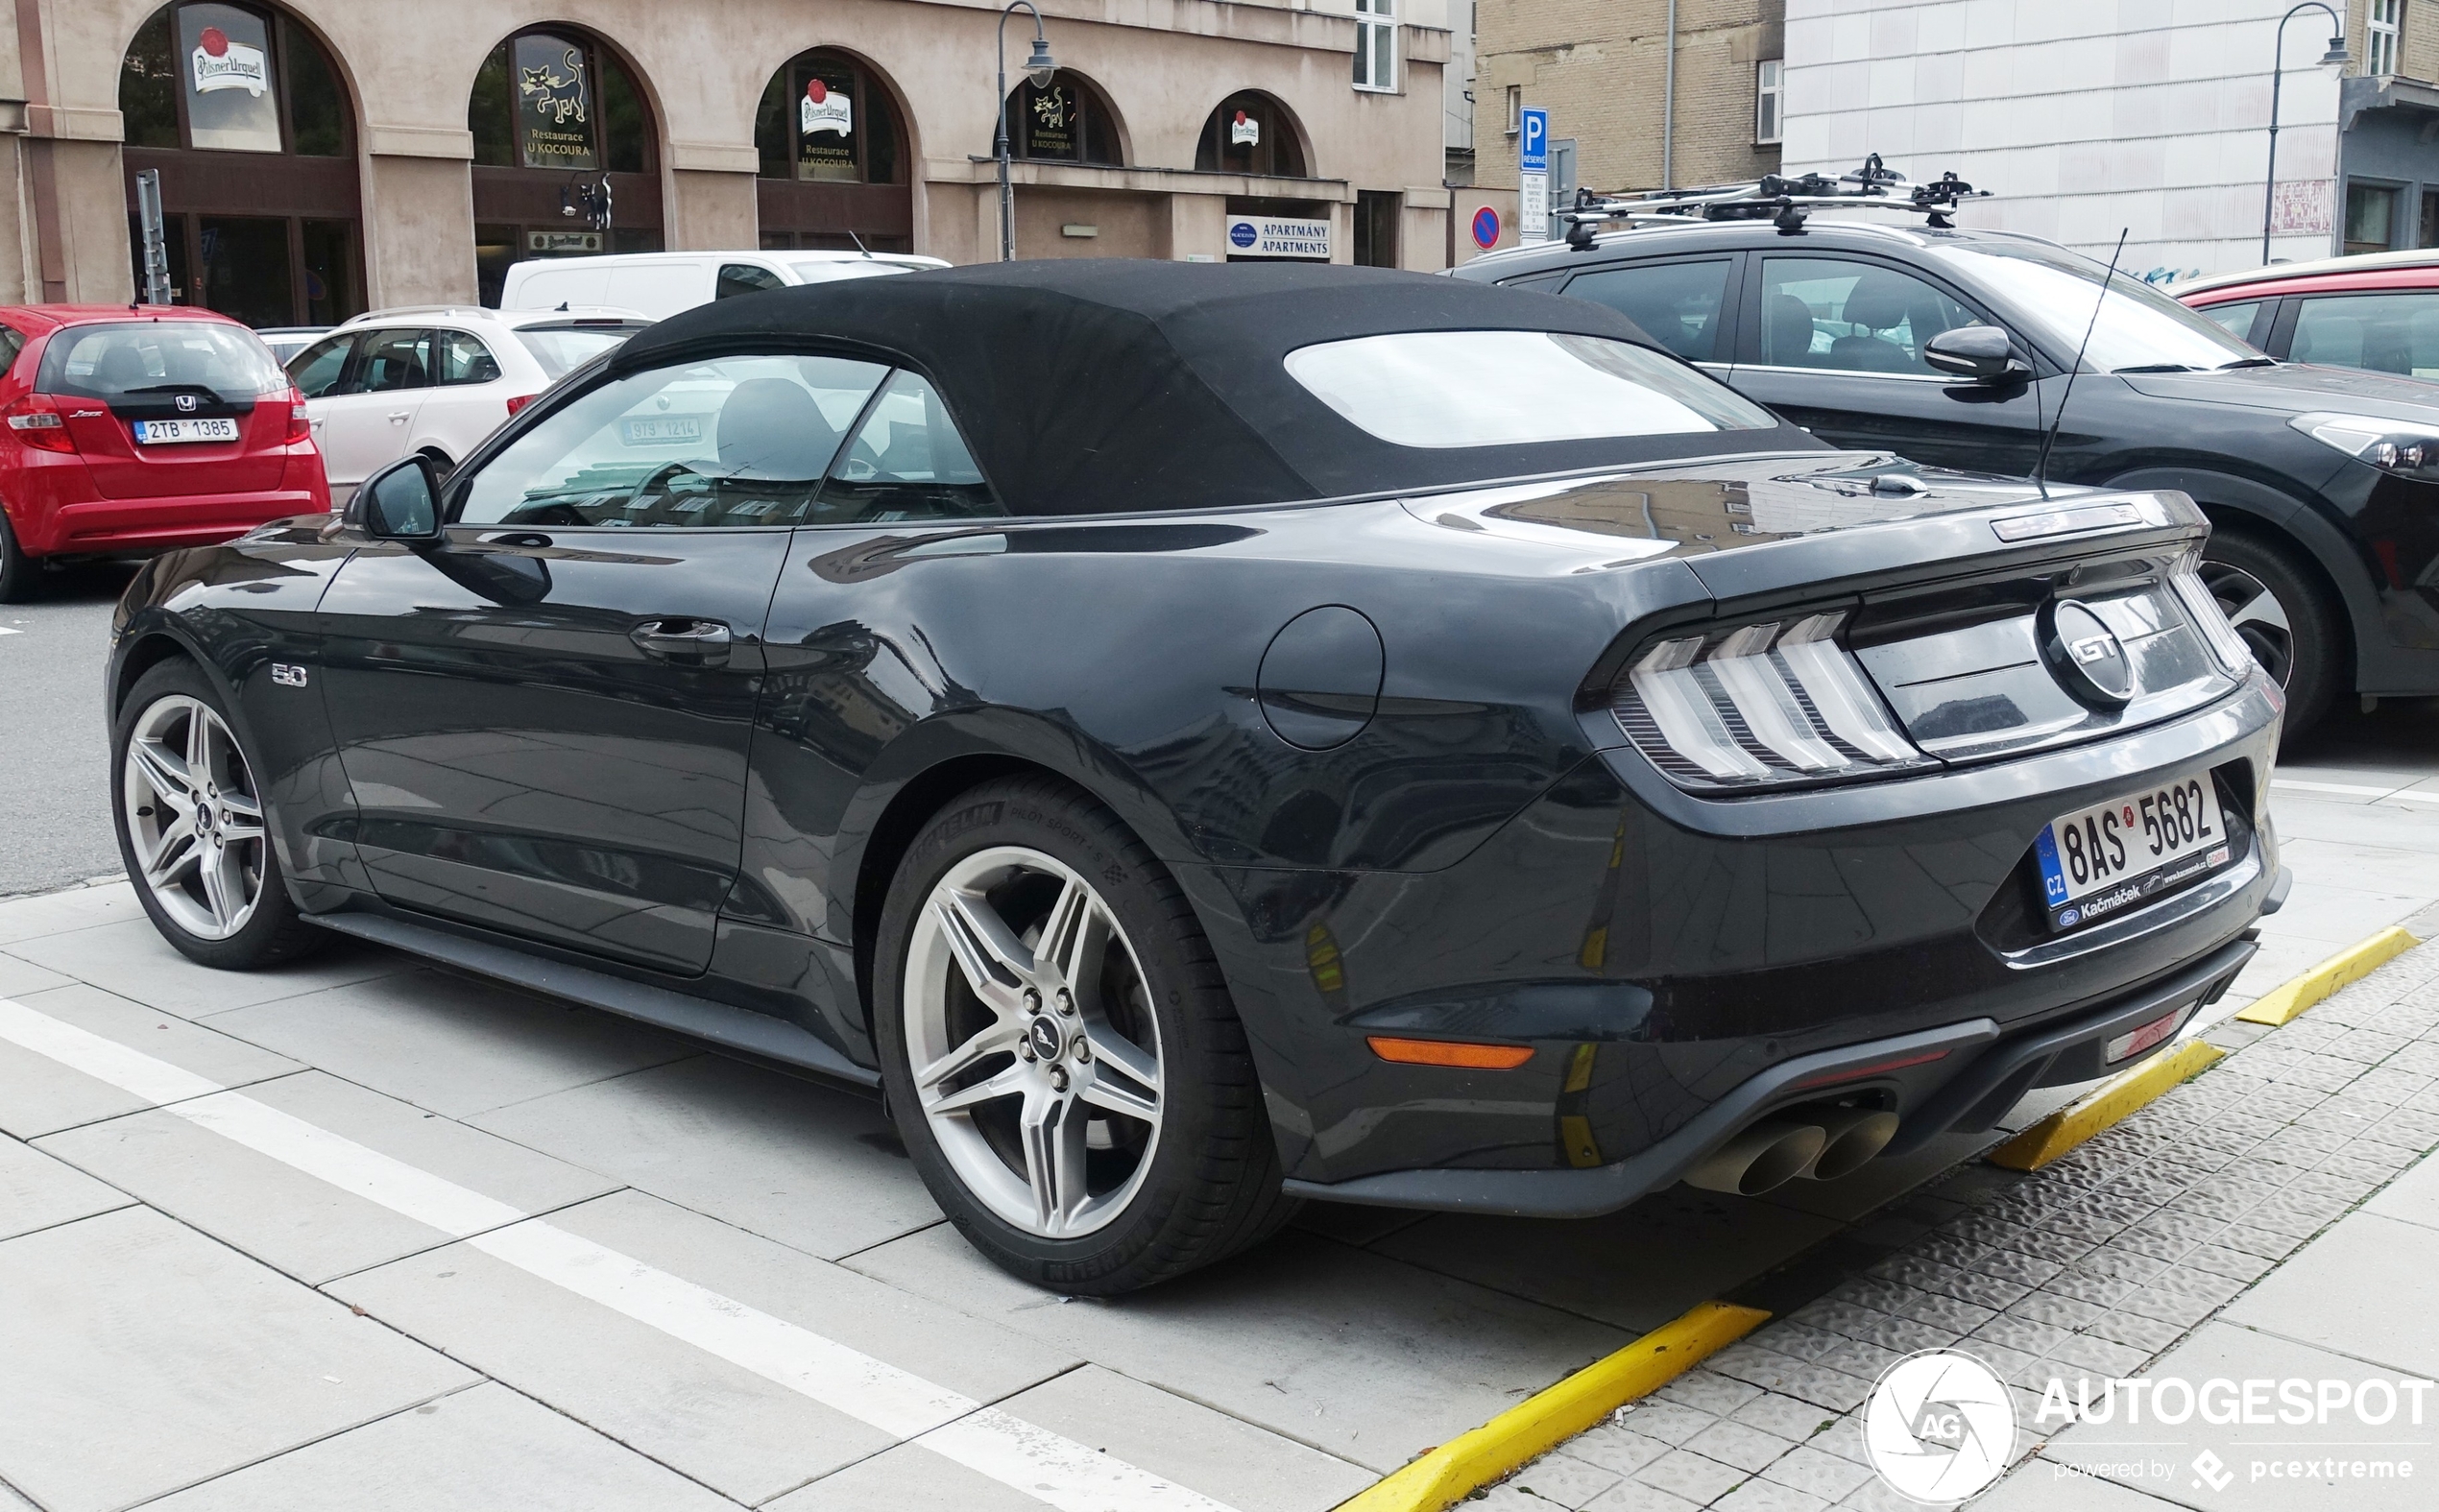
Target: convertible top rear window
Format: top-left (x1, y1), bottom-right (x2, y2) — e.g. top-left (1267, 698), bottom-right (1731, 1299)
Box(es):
top-left (1284, 330), bottom-right (1776, 449)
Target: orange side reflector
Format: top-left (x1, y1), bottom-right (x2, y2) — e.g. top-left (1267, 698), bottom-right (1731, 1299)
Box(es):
top-left (1366, 1035), bottom-right (1534, 1069)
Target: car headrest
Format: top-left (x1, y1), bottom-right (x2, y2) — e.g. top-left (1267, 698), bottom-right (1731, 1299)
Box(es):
top-left (95, 346), bottom-right (153, 388)
top-left (1767, 293), bottom-right (1816, 363)
top-left (1839, 273), bottom-right (1922, 333)
top-left (715, 378), bottom-right (839, 481)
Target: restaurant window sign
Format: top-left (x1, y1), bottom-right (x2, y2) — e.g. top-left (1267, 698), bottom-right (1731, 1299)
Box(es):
top-left (179, 4), bottom-right (278, 152)
top-left (1002, 71), bottom-right (1122, 166)
top-left (754, 51), bottom-right (904, 185)
top-left (514, 33), bottom-right (595, 170)
top-left (1195, 92), bottom-right (1308, 179)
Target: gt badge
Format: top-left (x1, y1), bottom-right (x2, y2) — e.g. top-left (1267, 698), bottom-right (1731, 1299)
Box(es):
top-left (270, 663), bottom-right (309, 687)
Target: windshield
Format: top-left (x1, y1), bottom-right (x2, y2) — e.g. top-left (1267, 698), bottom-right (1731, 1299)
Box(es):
top-left (1928, 243), bottom-right (2261, 373)
top-left (1284, 330), bottom-right (1777, 448)
top-left (38, 321), bottom-right (289, 400)
top-left (785, 260), bottom-right (914, 285)
top-left (514, 324), bottom-right (648, 379)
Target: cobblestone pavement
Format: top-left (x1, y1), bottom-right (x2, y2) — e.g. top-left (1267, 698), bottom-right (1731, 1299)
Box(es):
top-left (1477, 901), bottom-right (2439, 1512)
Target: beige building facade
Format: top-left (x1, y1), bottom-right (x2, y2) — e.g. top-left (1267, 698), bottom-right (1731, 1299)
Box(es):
top-left (0, 0), bottom-right (1454, 323)
top-left (1462, 0), bottom-right (1782, 259)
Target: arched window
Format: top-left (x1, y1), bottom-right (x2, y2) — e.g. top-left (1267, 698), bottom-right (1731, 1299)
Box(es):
top-left (751, 49), bottom-right (914, 252)
top-left (1195, 92), bottom-right (1307, 178)
top-left (117, 2), bottom-right (362, 325)
top-left (1001, 70), bottom-right (1122, 166)
top-left (466, 28), bottom-right (662, 305)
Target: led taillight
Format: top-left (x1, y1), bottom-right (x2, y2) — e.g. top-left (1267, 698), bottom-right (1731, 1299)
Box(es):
top-left (5, 398), bottom-right (75, 453)
top-left (504, 394), bottom-right (539, 419)
top-left (1615, 612), bottom-right (1931, 791)
top-left (283, 387), bottom-right (311, 444)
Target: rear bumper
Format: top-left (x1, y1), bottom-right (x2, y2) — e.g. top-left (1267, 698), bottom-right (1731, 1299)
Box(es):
top-left (1280, 928), bottom-right (2260, 1217)
top-left (22, 490), bottom-right (326, 556)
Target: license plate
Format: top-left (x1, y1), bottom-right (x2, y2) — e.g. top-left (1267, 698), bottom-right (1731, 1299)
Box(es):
top-left (2034, 774), bottom-right (2233, 931)
top-left (133, 417), bottom-right (240, 444)
top-left (618, 415), bottom-right (704, 445)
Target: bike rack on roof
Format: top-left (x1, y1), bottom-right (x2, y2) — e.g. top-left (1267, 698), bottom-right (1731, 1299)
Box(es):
top-left (1557, 153), bottom-right (1992, 251)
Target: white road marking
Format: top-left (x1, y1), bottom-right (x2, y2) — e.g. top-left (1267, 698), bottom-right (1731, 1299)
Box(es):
top-left (0, 625), bottom-right (20, 636)
top-left (0, 995), bottom-right (1239, 1512)
top-left (2272, 777), bottom-right (2439, 804)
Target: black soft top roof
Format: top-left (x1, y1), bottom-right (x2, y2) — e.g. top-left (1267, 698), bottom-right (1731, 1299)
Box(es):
top-left (613, 259), bottom-right (1823, 516)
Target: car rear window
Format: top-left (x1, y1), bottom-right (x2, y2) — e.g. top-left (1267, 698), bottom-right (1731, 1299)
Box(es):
top-left (39, 321), bottom-right (288, 401)
top-left (514, 323), bottom-right (649, 379)
top-left (1283, 329), bottom-right (1776, 448)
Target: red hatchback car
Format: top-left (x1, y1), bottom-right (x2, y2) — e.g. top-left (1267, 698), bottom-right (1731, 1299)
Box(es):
top-left (2177, 250), bottom-right (2439, 377)
top-left (0, 306), bottom-right (326, 601)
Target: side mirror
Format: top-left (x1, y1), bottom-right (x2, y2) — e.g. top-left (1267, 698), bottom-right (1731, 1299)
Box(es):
top-left (352, 456), bottom-right (443, 542)
top-left (1923, 324), bottom-right (2031, 384)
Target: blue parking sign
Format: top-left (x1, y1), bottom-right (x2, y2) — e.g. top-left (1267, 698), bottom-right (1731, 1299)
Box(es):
top-left (1519, 108), bottom-right (1549, 174)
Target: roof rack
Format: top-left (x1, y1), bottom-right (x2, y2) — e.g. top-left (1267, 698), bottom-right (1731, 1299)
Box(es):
top-left (1558, 154), bottom-right (1990, 250)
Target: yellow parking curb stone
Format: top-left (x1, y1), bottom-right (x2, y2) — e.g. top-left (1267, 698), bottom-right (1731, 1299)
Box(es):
top-left (1987, 1039), bottom-right (2226, 1172)
top-left (2233, 926), bottom-right (2421, 1026)
top-left (1332, 1300), bottom-right (1769, 1512)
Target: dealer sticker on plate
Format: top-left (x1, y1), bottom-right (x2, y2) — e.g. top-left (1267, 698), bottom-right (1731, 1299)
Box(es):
top-left (2034, 774), bottom-right (2234, 931)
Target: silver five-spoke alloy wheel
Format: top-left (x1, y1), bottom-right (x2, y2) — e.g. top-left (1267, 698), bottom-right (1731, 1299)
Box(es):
top-left (122, 694), bottom-right (268, 941)
top-left (2198, 559), bottom-right (2294, 687)
top-left (903, 846), bottom-right (1164, 1238)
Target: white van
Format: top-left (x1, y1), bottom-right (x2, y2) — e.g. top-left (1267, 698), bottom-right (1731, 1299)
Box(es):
top-left (497, 250), bottom-right (949, 322)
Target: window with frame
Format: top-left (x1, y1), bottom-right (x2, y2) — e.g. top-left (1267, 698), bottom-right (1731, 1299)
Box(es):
top-left (2192, 300), bottom-right (2264, 347)
top-left (455, 354), bottom-right (1002, 530)
top-left (287, 332), bottom-right (354, 396)
top-left (2368, 0), bottom-right (2401, 77)
top-left (1505, 84), bottom-right (1521, 135)
top-left (1759, 258), bottom-right (1980, 374)
top-left (2290, 292), bottom-right (2439, 376)
top-left (468, 30), bottom-right (650, 174)
top-left (118, 2), bottom-right (349, 156)
top-left (1756, 60), bottom-right (1783, 146)
top-left (1353, 0), bottom-right (1398, 92)
top-left (1001, 70), bottom-right (1123, 165)
top-left (1562, 260), bottom-right (1736, 363)
top-left (753, 50), bottom-right (905, 185)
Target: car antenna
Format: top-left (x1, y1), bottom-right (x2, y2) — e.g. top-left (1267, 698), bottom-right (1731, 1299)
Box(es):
top-left (2031, 227), bottom-right (2127, 501)
top-left (846, 228), bottom-right (874, 259)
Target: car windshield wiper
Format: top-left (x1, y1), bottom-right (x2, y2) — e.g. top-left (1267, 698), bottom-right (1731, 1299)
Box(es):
top-left (2217, 357), bottom-right (2278, 370)
top-left (121, 383), bottom-right (229, 403)
top-left (2110, 363), bottom-right (2197, 373)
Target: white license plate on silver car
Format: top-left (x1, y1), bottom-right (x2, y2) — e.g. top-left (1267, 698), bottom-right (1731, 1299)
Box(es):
top-left (133, 418), bottom-right (239, 444)
top-left (2035, 774), bottom-right (2233, 931)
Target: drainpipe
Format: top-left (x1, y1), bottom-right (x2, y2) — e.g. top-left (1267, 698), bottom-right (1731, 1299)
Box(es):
top-left (1661, 0), bottom-right (1678, 190)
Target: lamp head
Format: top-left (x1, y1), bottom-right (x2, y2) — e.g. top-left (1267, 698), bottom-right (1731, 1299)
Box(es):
top-left (1026, 37), bottom-right (1057, 90)
top-left (2320, 36), bottom-right (2353, 75)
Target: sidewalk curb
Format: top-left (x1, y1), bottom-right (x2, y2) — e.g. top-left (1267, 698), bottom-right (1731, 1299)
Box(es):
top-left (1331, 1301), bottom-right (1769, 1512)
top-left (1985, 1038), bottom-right (2225, 1171)
top-left (2233, 925), bottom-right (2422, 1026)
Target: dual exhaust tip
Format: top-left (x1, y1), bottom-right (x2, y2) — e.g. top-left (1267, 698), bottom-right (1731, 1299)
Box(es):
top-left (1681, 1106), bottom-right (1899, 1197)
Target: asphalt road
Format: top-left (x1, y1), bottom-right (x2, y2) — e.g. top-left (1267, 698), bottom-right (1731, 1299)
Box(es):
top-left (0, 561), bottom-right (140, 898)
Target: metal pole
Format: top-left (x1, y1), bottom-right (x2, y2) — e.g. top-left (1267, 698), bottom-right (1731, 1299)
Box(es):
top-left (996, 2), bottom-right (1045, 262)
top-left (1661, 0), bottom-right (1678, 191)
top-left (134, 169), bottom-right (172, 305)
top-left (2262, 2), bottom-right (2343, 264)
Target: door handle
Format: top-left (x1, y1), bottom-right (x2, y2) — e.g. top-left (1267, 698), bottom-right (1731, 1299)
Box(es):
top-left (631, 618), bottom-right (732, 666)
top-left (388, 412), bottom-right (410, 423)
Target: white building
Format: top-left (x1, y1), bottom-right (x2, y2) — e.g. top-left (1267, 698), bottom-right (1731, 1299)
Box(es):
top-left (1780, 0), bottom-right (2348, 282)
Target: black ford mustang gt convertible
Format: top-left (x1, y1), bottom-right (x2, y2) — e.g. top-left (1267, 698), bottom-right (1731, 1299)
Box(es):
top-left (108, 261), bottom-right (2286, 1292)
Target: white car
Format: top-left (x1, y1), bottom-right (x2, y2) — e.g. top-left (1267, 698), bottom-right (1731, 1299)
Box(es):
top-left (498, 250), bottom-right (948, 322)
top-left (285, 307), bottom-right (651, 493)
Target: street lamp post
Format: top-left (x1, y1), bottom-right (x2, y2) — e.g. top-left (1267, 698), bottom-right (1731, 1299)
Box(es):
top-left (2261, 2), bottom-right (2352, 265)
top-left (995, 1), bottom-right (1058, 262)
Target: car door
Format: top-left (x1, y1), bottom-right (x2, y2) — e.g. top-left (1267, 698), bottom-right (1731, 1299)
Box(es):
top-left (309, 327), bottom-right (430, 493)
top-left (1726, 252), bottom-right (2052, 477)
top-left (313, 349), bottom-right (896, 975)
top-left (417, 327), bottom-right (508, 467)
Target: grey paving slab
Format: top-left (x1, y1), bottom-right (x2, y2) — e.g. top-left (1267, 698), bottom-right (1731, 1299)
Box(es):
top-left (2219, 1211), bottom-right (2439, 1378)
top-left (764, 1441), bottom-right (1050, 1511)
top-left (2044, 1322), bottom-right (2439, 1511)
top-left (0, 981), bottom-right (302, 1139)
top-left (201, 967), bottom-right (699, 1118)
top-left (1371, 1188), bottom-right (1843, 1332)
top-left (35, 1069), bottom-right (619, 1284)
top-left (2359, 1147), bottom-right (2439, 1232)
top-left (0, 1133), bottom-right (130, 1240)
top-left (2244, 883), bottom-right (2428, 950)
top-left (845, 1221), bottom-right (1634, 1475)
top-left (0, 880), bottom-right (143, 946)
top-left (5, 918), bottom-right (411, 1019)
top-left (2258, 795), bottom-right (2439, 855)
top-left (468, 1052), bottom-right (943, 1260)
top-left (0, 951), bottom-right (69, 997)
top-left (0, 1207), bottom-right (477, 1512)
top-left (328, 1188), bottom-right (1077, 1506)
top-left (987, 1362), bottom-right (1378, 1512)
top-left (137, 1381), bottom-right (736, 1512)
